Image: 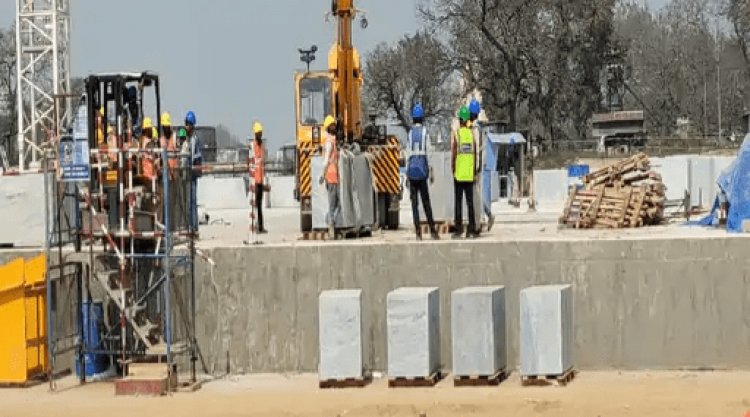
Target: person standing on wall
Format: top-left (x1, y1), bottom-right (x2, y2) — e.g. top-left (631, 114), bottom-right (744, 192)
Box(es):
top-left (249, 122), bottom-right (268, 234)
top-left (184, 111), bottom-right (202, 231)
top-left (452, 105), bottom-right (479, 239)
top-left (406, 103), bottom-right (439, 241)
top-left (320, 115), bottom-right (340, 239)
top-left (469, 98), bottom-right (494, 232)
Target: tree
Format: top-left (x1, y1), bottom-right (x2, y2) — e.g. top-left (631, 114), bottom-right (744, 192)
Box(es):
top-left (0, 26), bottom-right (17, 138)
top-left (422, 0), bottom-right (617, 140)
top-left (362, 31), bottom-right (459, 131)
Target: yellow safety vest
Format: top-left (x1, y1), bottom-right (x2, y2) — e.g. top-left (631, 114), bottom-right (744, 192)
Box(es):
top-left (455, 127), bottom-right (475, 182)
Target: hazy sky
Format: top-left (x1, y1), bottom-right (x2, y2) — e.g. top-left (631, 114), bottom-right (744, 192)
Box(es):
top-left (1, 0), bottom-right (666, 152)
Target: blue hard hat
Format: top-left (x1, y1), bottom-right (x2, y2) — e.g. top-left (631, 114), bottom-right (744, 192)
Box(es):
top-left (411, 103), bottom-right (424, 119)
top-left (185, 110), bottom-right (196, 126)
top-left (469, 98), bottom-right (481, 115)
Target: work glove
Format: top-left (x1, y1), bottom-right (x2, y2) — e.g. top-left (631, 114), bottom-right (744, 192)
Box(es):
top-left (318, 176), bottom-right (325, 185)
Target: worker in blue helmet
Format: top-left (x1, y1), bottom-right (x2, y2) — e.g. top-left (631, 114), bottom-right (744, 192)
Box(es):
top-left (406, 103), bottom-right (439, 241)
top-left (468, 98), bottom-right (494, 232)
top-left (185, 110), bottom-right (202, 233)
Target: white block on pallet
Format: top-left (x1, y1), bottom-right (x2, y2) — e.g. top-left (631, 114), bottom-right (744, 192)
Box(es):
top-left (318, 289), bottom-right (364, 380)
top-left (520, 285), bottom-right (574, 376)
top-left (387, 287), bottom-right (440, 378)
top-left (451, 286), bottom-right (506, 377)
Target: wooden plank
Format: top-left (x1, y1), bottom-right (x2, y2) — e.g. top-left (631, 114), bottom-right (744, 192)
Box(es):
top-left (453, 369), bottom-right (508, 387)
top-left (521, 368), bottom-right (577, 387)
top-left (320, 375), bottom-right (372, 389)
top-left (388, 371), bottom-right (441, 388)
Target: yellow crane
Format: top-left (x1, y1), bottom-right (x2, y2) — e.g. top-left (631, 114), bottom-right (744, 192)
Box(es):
top-left (294, 0), bottom-right (401, 232)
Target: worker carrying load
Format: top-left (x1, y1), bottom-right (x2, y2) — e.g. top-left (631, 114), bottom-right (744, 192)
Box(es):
top-left (249, 121), bottom-right (268, 234)
top-left (319, 115), bottom-right (340, 239)
top-left (406, 103), bottom-right (439, 241)
top-left (452, 105), bottom-right (479, 239)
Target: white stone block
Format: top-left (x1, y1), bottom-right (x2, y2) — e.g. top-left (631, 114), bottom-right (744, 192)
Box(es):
top-left (387, 287), bottom-right (440, 378)
top-left (451, 286), bottom-right (506, 377)
top-left (520, 285), bottom-right (574, 376)
top-left (318, 289), bottom-right (363, 380)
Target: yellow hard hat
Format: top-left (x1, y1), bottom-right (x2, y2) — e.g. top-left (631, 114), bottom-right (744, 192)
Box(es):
top-left (323, 115), bottom-right (335, 129)
top-left (253, 121), bottom-right (263, 134)
top-left (160, 112), bottom-right (172, 126)
top-left (142, 117), bottom-right (153, 130)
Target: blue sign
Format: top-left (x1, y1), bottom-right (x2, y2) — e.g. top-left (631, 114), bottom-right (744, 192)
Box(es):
top-left (60, 105), bottom-right (90, 182)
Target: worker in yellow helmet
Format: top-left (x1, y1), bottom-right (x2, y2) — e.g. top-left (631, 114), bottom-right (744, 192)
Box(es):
top-left (320, 115), bottom-right (340, 239)
top-left (451, 106), bottom-right (478, 239)
top-left (159, 112), bottom-right (178, 176)
top-left (249, 121), bottom-right (268, 234)
top-left (140, 117), bottom-right (157, 180)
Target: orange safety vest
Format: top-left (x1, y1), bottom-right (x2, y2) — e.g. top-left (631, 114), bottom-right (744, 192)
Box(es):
top-left (323, 133), bottom-right (338, 185)
top-left (141, 139), bottom-right (157, 180)
top-left (161, 134), bottom-right (178, 171)
top-left (250, 141), bottom-right (265, 184)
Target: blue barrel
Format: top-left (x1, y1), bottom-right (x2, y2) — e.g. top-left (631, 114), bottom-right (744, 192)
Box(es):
top-left (75, 301), bottom-right (108, 377)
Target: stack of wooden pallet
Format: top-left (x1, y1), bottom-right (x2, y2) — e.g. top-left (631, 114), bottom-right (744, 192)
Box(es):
top-left (560, 153), bottom-right (665, 229)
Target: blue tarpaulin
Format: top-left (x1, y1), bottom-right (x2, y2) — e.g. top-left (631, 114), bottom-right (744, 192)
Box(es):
top-left (696, 134), bottom-right (750, 231)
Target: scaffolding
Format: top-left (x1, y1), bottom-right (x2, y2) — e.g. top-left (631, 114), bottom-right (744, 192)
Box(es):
top-left (45, 72), bottom-right (199, 391)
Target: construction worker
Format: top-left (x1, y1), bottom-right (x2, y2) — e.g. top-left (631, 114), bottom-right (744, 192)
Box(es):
top-left (469, 98), bottom-right (495, 232)
top-left (160, 112), bottom-right (178, 177)
top-left (452, 105), bottom-right (478, 239)
top-left (185, 111), bottom-right (202, 231)
top-left (140, 118), bottom-right (157, 181)
top-left (320, 115), bottom-right (340, 239)
top-left (406, 104), bottom-right (439, 241)
top-left (249, 122), bottom-right (267, 234)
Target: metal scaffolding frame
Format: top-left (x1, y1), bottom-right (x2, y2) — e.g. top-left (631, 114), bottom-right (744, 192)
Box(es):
top-left (45, 72), bottom-right (199, 391)
top-left (15, 0), bottom-right (72, 172)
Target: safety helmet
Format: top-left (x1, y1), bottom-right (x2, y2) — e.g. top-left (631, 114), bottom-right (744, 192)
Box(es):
top-left (178, 127), bottom-right (187, 138)
top-left (323, 115), bottom-right (335, 130)
top-left (253, 121), bottom-right (263, 134)
top-left (185, 111), bottom-right (196, 126)
top-left (160, 112), bottom-right (172, 126)
top-left (469, 98), bottom-right (481, 115)
top-left (411, 103), bottom-right (424, 119)
top-left (458, 106), bottom-right (470, 122)
top-left (142, 117), bottom-right (153, 130)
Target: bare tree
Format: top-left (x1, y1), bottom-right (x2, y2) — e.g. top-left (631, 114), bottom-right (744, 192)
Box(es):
top-left (362, 31), bottom-right (459, 132)
top-left (0, 26), bottom-right (17, 137)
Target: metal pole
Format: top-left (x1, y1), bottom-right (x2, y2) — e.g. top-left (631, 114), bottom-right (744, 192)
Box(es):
top-left (43, 152), bottom-right (53, 389)
top-left (189, 155), bottom-right (197, 382)
top-left (15, 0), bottom-right (24, 172)
top-left (162, 146), bottom-right (172, 390)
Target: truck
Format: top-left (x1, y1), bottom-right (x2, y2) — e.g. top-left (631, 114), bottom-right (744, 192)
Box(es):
top-left (294, 0), bottom-right (401, 232)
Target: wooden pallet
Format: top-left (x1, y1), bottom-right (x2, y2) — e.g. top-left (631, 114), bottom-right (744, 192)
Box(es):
top-left (453, 369), bottom-right (508, 387)
top-left (299, 230), bottom-right (329, 241)
top-left (521, 368), bottom-right (576, 387)
top-left (417, 222), bottom-right (452, 235)
top-left (388, 371), bottom-right (441, 388)
top-left (319, 375), bottom-right (372, 389)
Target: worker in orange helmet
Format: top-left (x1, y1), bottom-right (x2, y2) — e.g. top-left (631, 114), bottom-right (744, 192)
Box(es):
top-left (319, 115), bottom-right (339, 239)
top-left (249, 121), bottom-right (268, 234)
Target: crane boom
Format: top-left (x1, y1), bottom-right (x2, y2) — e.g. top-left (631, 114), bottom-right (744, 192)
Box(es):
top-left (330, 0), bottom-right (362, 142)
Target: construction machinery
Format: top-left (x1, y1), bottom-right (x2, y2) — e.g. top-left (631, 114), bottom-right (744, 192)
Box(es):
top-left (294, 0), bottom-right (401, 232)
top-left (45, 72), bottom-right (200, 392)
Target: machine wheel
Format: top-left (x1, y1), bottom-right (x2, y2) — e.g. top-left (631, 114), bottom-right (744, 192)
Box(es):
top-left (300, 212), bottom-right (312, 232)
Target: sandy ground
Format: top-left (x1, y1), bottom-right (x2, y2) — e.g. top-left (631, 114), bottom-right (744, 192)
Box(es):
top-left (1, 371), bottom-right (749, 417)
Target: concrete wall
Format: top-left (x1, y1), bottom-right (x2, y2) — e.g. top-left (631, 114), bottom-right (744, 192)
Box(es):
top-left (195, 237), bottom-right (750, 374)
top-left (0, 174), bottom-right (47, 246)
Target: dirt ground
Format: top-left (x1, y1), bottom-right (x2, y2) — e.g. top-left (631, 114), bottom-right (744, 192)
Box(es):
top-left (2, 371), bottom-right (749, 417)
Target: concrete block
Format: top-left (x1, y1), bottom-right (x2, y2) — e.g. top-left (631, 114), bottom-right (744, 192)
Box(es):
top-left (387, 287), bottom-right (440, 378)
top-left (268, 176), bottom-right (297, 208)
top-left (533, 170), bottom-right (568, 204)
top-left (451, 286), bottom-right (506, 376)
top-left (197, 176), bottom-right (247, 210)
top-left (0, 174), bottom-right (47, 246)
top-left (520, 285), bottom-right (573, 376)
top-left (318, 289), bottom-right (364, 380)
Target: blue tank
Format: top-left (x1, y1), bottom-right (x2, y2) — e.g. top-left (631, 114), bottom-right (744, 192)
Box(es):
top-left (75, 301), bottom-right (108, 377)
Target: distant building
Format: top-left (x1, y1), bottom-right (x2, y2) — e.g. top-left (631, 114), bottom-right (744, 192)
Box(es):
top-left (590, 110), bottom-right (646, 154)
